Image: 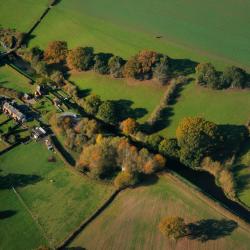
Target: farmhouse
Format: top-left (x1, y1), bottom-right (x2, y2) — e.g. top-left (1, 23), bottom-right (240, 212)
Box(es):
top-left (2, 102), bottom-right (26, 123)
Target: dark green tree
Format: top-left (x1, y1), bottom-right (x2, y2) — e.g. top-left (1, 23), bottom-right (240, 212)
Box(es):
top-left (97, 100), bottom-right (117, 124)
top-left (108, 56), bottom-right (125, 78)
top-left (83, 94), bottom-right (102, 115)
top-left (153, 55), bottom-right (170, 84)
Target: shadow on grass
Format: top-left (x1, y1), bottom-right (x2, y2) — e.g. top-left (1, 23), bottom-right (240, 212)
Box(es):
top-left (0, 210), bottom-right (17, 219)
top-left (170, 58), bottom-right (198, 76)
top-left (134, 173), bottom-right (159, 188)
top-left (64, 247), bottom-right (86, 250)
top-left (233, 164), bottom-right (250, 195)
top-left (187, 219), bottom-right (238, 242)
top-left (0, 173), bottom-right (42, 189)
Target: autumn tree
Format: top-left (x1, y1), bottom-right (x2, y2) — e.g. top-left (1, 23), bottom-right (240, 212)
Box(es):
top-left (44, 40), bottom-right (68, 64)
top-left (120, 118), bottom-right (138, 135)
top-left (221, 66), bottom-right (247, 89)
top-left (67, 46), bottom-right (94, 71)
top-left (159, 216), bottom-right (187, 240)
top-left (195, 63), bottom-right (219, 89)
top-left (114, 171), bottom-right (137, 189)
top-left (50, 70), bottom-right (64, 86)
top-left (124, 50), bottom-right (161, 80)
top-left (82, 94), bottom-right (102, 115)
top-left (153, 55), bottom-right (171, 84)
top-left (97, 100), bottom-right (117, 124)
top-left (176, 117), bottom-right (219, 169)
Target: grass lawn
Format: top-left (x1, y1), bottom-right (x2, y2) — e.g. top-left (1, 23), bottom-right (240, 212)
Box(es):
top-left (70, 174), bottom-right (250, 250)
top-left (234, 140), bottom-right (250, 208)
top-left (29, 0), bottom-right (250, 70)
top-left (0, 0), bottom-right (49, 32)
top-left (0, 142), bottom-right (114, 249)
top-left (71, 71), bottom-right (166, 122)
top-left (0, 65), bottom-right (32, 93)
top-left (159, 82), bottom-right (250, 137)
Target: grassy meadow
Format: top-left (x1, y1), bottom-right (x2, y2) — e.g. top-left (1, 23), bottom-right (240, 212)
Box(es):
top-left (29, 0), bottom-right (250, 70)
top-left (70, 174), bottom-right (250, 250)
top-left (159, 82), bottom-right (250, 137)
top-left (0, 0), bottom-right (49, 32)
top-left (71, 71), bottom-right (165, 122)
top-left (0, 65), bottom-right (32, 93)
top-left (0, 142), bottom-right (114, 249)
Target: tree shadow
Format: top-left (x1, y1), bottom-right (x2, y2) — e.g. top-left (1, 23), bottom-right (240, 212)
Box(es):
top-left (78, 88), bottom-right (91, 98)
top-left (170, 58), bottom-right (198, 76)
top-left (113, 99), bottom-right (148, 121)
top-left (233, 164), bottom-right (250, 195)
top-left (64, 247), bottom-right (86, 250)
top-left (0, 173), bottom-right (42, 189)
top-left (187, 219), bottom-right (238, 242)
top-left (215, 124), bottom-right (249, 161)
top-left (51, 0), bottom-right (63, 6)
top-left (134, 173), bottom-right (159, 188)
top-left (0, 210), bottom-right (17, 219)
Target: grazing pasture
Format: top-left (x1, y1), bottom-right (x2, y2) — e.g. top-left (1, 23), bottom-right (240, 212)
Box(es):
top-left (71, 71), bottom-right (165, 122)
top-left (0, 0), bottom-right (49, 32)
top-left (159, 82), bottom-right (250, 137)
top-left (30, 0), bottom-right (250, 70)
top-left (0, 142), bottom-right (114, 249)
top-left (0, 65), bottom-right (32, 93)
top-left (70, 174), bottom-right (250, 250)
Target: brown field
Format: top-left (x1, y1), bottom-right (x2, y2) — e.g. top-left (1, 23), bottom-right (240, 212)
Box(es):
top-left (69, 174), bottom-right (250, 250)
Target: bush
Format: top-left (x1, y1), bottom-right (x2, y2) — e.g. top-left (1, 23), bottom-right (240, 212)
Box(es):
top-left (114, 171), bottom-right (137, 189)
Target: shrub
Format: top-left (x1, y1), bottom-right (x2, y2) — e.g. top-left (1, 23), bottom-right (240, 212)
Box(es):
top-left (159, 216), bottom-right (187, 240)
top-left (114, 171), bottom-right (137, 189)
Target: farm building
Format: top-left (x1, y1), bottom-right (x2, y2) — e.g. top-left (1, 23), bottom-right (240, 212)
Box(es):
top-left (2, 102), bottom-right (26, 123)
top-left (32, 127), bottom-right (47, 140)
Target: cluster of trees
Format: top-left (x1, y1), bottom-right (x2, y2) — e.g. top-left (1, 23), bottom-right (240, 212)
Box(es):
top-left (19, 41), bottom-right (174, 85)
top-left (0, 27), bottom-right (24, 49)
top-left (0, 86), bottom-right (23, 99)
top-left (196, 63), bottom-right (249, 89)
top-left (77, 135), bottom-right (166, 183)
top-left (51, 114), bottom-right (101, 153)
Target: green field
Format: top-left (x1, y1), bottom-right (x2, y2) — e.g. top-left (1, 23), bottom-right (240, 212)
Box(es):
top-left (159, 82), bottom-right (250, 137)
top-left (0, 65), bottom-right (32, 93)
top-left (0, 142), bottom-right (114, 249)
top-left (70, 174), bottom-right (250, 250)
top-left (0, 0), bottom-right (48, 32)
top-left (234, 141), bottom-right (250, 208)
top-left (29, 0), bottom-right (250, 70)
top-left (71, 72), bottom-right (165, 122)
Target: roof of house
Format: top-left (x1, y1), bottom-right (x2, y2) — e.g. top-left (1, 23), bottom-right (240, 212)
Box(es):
top-left (3, 102), bottom-right (26, 120)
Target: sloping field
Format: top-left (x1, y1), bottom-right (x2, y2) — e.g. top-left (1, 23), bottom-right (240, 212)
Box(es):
top-left (71, 71), bottom-right (165, 122)
top-left (70, 174), bottom-right (250, 250)
top-left (0, 65), bottom-right (32, 92)
top-left (160, 82), bottom-right (250, 137)
top-left (0, 142), bottom-right (114, 249)
top-left (30, 0), bottom-right (250, 70)
top-left (0, 0), bottom-right (48, 32)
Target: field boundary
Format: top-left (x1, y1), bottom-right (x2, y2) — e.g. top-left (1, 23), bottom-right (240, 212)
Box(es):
top-left (12, 186), bottom-right (52, 248)
top-left (164, 172), bottom-right (250, 233)
top-left (57, 189), bottom-right (120, 249)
